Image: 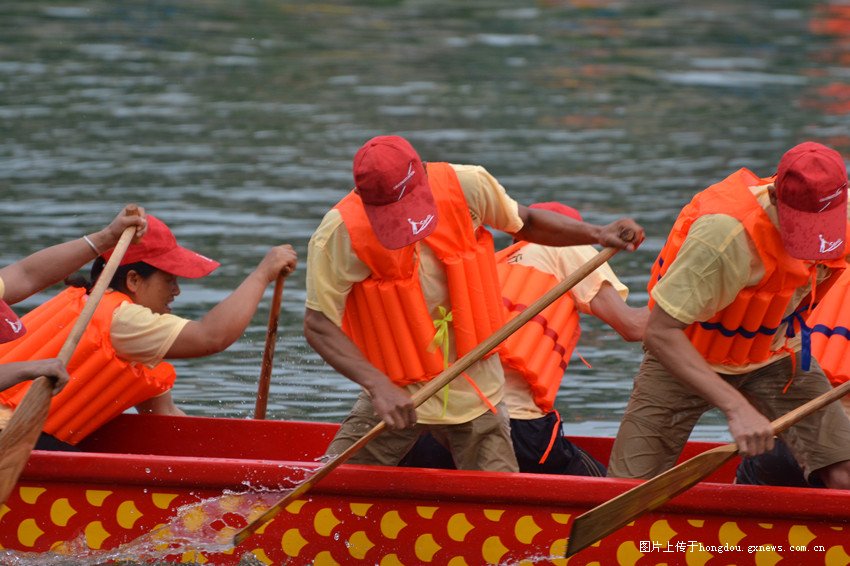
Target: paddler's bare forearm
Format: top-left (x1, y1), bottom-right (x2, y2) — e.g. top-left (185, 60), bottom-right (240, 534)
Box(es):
top-left (513, 205), bottom-right (644, 251)
top-left (0, 205), bottom-right (147, 304)
top-left (167, 245), bottom-right (297, 358)
top-left (304, 307), bottom-right (391, 391)
top-left (0, 359), bottom-right (70, 395)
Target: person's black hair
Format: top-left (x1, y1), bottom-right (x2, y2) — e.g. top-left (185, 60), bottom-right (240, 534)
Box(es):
top-left (64, 258), bottom-right (157, 294)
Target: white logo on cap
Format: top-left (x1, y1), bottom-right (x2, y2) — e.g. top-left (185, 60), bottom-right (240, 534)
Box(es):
top-left (393, 163), bottom-right (416, 201)
top-left (819, 234), bottom-right (844, 254)
top-left (409, 214), bottom-right (435, 236)
top-left (5, 318), bottom-right (22, 334)
top-left (818, 186), bottom-right (846, 211)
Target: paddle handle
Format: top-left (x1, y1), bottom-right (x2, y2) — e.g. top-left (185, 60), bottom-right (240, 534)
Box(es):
top-left (772, 378), bottom-right (850, 435)
top-left (0, 210), bottom-right (139, 505)
top-left (233, 245), bottom-right (621, 547)
top-left (57, 221), bottom-right (137, 364)
top-left (254, 275), bottom-right (285, 420)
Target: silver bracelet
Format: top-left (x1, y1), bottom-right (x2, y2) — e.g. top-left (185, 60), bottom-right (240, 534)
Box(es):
top-left (82, 234), bottom-right (100, 255)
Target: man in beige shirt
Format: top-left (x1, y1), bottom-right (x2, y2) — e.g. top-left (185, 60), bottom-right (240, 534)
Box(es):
top-left (305, 135), bottom-right (643, 471)
top-left (403, 202), bottom-right (648, 475)
top-left (608, 142), bottom-right (850, 490)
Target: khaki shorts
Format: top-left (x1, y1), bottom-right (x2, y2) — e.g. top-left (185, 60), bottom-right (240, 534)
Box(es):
top-left (608, 353), bottom-right (850, 480)
top-left (326, 392), bottom-right (519, 473)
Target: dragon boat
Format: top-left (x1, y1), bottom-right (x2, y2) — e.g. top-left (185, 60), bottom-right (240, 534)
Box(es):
top-left (0, 414), bottom-right (849, 565)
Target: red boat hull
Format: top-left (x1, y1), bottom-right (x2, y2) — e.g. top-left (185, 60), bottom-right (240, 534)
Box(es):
top-left (1, 414), bottom-right (848, 564)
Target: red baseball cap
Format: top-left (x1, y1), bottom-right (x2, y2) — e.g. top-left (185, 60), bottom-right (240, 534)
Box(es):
top-left (103, 215), bottom-right (220, 278)
top-left (0, 300), bottom-right (25, 344)
top-left (774, 142), bottom-right (848, 260)
top-left (529, 201), bottom-right (583, 221)
top-left (352, 135), bottom-right (438, 250)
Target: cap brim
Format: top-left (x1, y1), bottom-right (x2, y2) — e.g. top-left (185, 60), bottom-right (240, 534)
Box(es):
top-left (776, 200), bottom-right (847, 260)
top-left (145, 246), bottom-right (221, 278)
top-left (362, 180), bottom-right (438, 249)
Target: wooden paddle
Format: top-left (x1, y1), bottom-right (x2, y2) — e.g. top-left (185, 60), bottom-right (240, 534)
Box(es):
top-left (0, 213), bottom-right (139, 505)
top-left (253, 274), bottom-right (285, 419)
top-left (233, 245), bottom-right (623, 546)
top-left (565, 377), bottom-right (850, 557)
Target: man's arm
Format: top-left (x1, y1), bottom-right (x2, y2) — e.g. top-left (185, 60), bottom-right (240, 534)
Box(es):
top-left (644, 305), bottom-right (775, 457)
top-left (0, 359), bottom-right (70, 395)
top-left (513, 204), bottom-right (644, 251)
top-left (166, 245), bottom-right (297, 358)
top-left (587, 282), bottom-right (648, 342)
top-left (304, 307), bottom-right (417, 430)
top-left (0, 205), bottom-right (147, 304)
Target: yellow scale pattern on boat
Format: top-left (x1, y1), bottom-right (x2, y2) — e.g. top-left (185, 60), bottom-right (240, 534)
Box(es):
top-left (380, 510), bottom-right (406, 539)
top-left (826, 545), bottom-right (850, 564)
top-left (116, 500), bottom-right (143, 529)
top-left (265, 501), bottom-right (564, 564)
top-left (514, 515), bottom-right (541, 544)
top-left (446, 513), bottom-right (474, 542)
top-left (5, 485), bottom-right (850, 564)
top-left (347, 531), bottom-right (374, 559)
top-left (84, 521), bottom-right (110, 549)
top-left (482, 535), bottom-right (510, 564)
top-left (17, 518), bottom-right (42, 548)
top-left (49, 498), bottom-right (76, 527)
top-left (151, 493), bottom-right (178, 509)
top-left (282, 528), bottom-right (309, 556)
top-left (7, 486), bottom-right (207, 556)
top-left (267, 503), bottom-right (850, 566)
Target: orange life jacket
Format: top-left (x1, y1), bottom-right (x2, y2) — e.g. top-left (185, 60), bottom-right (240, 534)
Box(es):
top-left (0, 287), bottom-right (176, 444)
top-left (337, 162), bottom-right (505, 385)
top-left (496, 242), bottom-right (581, 412)
top-left (649, 168), bottom-right (848, 368)
top-left (809, 268), bottom-right (850, 386)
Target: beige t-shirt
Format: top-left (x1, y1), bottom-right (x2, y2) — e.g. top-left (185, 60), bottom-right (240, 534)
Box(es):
top-left (306, 163), bottom-right (523, 425)
top-left (500, 243), bottom-right (630, 420)
top-left (652, 184), bottom-right (845, 374)
top-left (110, 301), bottom-right (189, 367)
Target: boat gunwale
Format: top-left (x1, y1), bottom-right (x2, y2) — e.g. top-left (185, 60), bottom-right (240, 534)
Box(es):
top-left (21, 443), bottom-right (850, 526)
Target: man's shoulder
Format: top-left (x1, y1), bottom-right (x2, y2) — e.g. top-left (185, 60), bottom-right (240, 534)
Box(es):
top-left (448, 162), bottom-right (487, 174)
top-left (689, 212), bottom-right (746, 237)
top-left (678, 213), bottom-right (754, 265)
top-left (309, 208), bottom-right (347, 248)
top-left (448, 163), bottom-right (493, 186)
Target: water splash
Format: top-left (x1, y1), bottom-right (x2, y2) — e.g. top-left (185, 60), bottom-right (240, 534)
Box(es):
top-left (0, 487), bottom-right (291, 565)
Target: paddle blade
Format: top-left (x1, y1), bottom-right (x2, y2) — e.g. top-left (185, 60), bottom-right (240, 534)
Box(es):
top-left (233, 420), bottom-right (387, 546)
top-left (565, 443), bottom-right (738, 557)
top-left (0, 377), bottom-right (53, 503)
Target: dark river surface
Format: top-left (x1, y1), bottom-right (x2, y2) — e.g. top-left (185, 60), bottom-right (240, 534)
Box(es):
top-left (3, 0), bottom-right (850, 442)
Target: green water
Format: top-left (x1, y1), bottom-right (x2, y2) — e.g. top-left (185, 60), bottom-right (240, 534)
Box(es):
top-left (2, 0), bottom-right (849, 440)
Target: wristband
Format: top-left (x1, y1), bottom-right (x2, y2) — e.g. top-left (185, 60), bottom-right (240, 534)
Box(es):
top-left (83, 234), bottom-right (100, 255)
